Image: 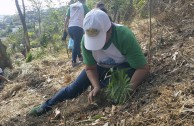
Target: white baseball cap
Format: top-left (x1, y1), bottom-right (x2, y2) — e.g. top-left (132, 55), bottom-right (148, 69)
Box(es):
top-left (83, 9), bottom-right (111, 50)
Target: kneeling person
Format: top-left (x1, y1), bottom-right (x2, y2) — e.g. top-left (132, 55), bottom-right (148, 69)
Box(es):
top-left (29, 9), bottom-right (150, 116)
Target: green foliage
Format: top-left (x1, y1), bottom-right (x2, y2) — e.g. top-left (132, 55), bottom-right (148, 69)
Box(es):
top-left (92, 114), bottom-right (103, 120)
top-left (0, 26), bottom-right (13, 37)
top-left (27, 23), bottom-right (35, 29)
top-left (106, 68), bottom-right (133, 104)
top-left (50, 42), bottom-right (59, 52)
top-left (94, 0), bottom-right (149, 22)
top-left (4, 29), bottom-right (24, 56)
top-left (28, 31), bottom-right (36, 39)
top-left (134, 0), bottom-right (146, 10)
top-left (134, 0), bottom-right (148, 18)
top-left (26, 52), bottom-right (33, 63)
top-left (49, 40), bottom-right (63, 53)
top-left (41, 8), bottom-right (65, 35)
top-left (33, 48), bottom-right (44, 59)
top-left (53, 34), bottom-right (60, 41)
top-left (140, 9), bottom-right (149, 18)
top-left (86, 0), bottom-right (98, 10)
top-left (6, 44), bottom-right (16, 56)
top-left (30, 40), bottom-right (39, 48)
top-left (7, 29), bottom-right (23, 45)
top-left (17, 44), bottom-right (25, 53)
top-left (14, 60), bottom-right (22, 66)
top-left (39, 33), bottom-right (51, 48)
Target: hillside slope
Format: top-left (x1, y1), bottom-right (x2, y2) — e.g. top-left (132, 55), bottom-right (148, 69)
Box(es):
top-left (0, 0), bottom-right (194, 125)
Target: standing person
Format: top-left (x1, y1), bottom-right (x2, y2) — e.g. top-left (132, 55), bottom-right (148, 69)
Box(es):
top-left (29, 9), bottom-right (150, 116)
top-left (64, 0), bottom-right (89, 67)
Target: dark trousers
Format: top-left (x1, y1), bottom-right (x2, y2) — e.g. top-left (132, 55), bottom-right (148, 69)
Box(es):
top-left (68, 26), bottom-right (84, 62)
top-left (40, 63), bottom-right (135, 110)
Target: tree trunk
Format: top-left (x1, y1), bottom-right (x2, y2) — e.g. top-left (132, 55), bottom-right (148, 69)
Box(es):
top-left (124, 0), bottom-right (134, 22)
top-left (29, 0), bottom-right (43, 36)
top-left (38, 9), bottom-right (41, 36)
top-left (113, 5), bottom-right (118, 22)
top-left (15, 0), bottom-right (30, 54)
top-left (117, 11), bottom-right (120, 23)
top-left (0, 39), bottom-right (13, 70)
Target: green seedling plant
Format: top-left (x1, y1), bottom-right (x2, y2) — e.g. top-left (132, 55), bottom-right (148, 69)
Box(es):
top-left (106, 68), bottom-right (133, 104)
top-left (26, 52), bottom-right (33, 63)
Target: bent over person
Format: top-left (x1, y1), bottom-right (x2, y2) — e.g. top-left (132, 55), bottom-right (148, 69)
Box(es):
top-left (30, 9), bottom-right (150, 116)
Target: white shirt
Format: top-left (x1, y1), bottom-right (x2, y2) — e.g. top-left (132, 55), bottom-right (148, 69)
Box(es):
top-left (92, 43), bottom-right (127, 68)
top-left (68, 1), bottom-right (85, 28)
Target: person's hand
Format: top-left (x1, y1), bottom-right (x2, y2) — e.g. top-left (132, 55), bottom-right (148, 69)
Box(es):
top-left (88, 87), bottom-right (100, 104)
top-left (64, 27), bottom-right (67, 32)
top-left (62, 30), bottom-right (68, 41)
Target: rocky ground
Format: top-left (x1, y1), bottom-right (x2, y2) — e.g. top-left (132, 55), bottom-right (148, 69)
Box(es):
top-left (0, 0), bottom-right (194, 126)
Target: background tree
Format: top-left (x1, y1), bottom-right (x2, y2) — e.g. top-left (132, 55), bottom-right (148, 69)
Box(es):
top-left (15, 0), bottom-right (30, 56)
top-left (29, 0), bottom-right (43, 36)
top-left (102, 0), bottom-right (135, 23)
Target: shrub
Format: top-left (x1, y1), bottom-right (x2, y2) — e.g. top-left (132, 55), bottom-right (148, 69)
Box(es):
top-left (30, 40), bottom-right (39, 48)
top-left (39, 33), bottom-right (51, 48)
top-left (26, 52), bottom-right (33, 63)
top-left (33, 48), bottom-right (44, 59)
top-left (28, 32), bottom-right (36, 39)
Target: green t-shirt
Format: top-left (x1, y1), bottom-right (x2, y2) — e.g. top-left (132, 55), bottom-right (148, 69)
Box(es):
top-left (81, 24), bottom-right (147, 69)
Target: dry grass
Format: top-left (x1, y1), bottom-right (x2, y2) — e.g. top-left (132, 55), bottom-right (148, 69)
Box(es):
top-left (1, 1), bottom-right (194, 125)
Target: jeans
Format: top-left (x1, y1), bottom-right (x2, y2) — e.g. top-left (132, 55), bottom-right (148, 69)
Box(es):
top-left (40, 63), bottom-right (135, 110)
top-left (68, 26), bottom-right (84, 63)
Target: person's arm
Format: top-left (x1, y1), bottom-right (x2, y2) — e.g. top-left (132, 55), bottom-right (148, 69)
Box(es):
top-left (114, 26), bottom-right (150, 90)
top-left (0, 75), bottom-right (9, 83)
top-left (64, 16), bottom-right (70, 31)
top-left (85, 65), bottom-right (101, 103)
top-left (130, 64), bottom-right (150, 90)
top-left (64, 7), bottom-right (70, 31)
